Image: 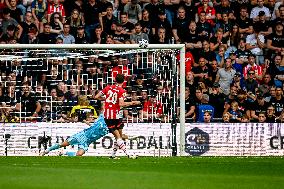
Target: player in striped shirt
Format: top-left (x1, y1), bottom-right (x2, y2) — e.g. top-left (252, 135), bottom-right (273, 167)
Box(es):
top-left (40, 114), bottom-right (108, 156)
top-left (95, 74), bottom-right (141, 159)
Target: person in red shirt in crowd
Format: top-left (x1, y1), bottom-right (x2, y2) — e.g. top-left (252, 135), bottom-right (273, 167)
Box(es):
top-left (176, 51), bottom-right (195, 74)
top-left (111, 56), bottom-right (131, 88)
top-left (243, 54), bottom-right (264, 82)
top-left (95, 74), bottom-right (140, 159)
top-left (197, 0), bottom-right (216, 26)
top-left (47, 0), bottom-right (66, 23)
top-left (140, 93), bottom-right (164, 122)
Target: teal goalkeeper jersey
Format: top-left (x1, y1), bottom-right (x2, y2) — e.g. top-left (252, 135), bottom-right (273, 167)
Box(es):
top-left (83, 114), bottom-right (109, 144)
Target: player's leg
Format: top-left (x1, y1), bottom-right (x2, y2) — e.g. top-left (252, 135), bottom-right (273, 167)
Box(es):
top-left (40, 141), bottom-right (70, 156)
top-left (76, 149), bottom-right (86, 156)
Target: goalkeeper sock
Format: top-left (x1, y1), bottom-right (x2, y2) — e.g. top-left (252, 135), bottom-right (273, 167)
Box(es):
top-left (47, 143), bottom-right (61, 152)
top-left (66, 151), bottom-right (76, 156)
top-left (111, 141), bottom-right (118, 157)
top-left (117, 139), bottom-right (128, 156)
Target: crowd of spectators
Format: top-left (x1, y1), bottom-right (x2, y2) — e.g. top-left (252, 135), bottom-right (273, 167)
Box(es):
top-left (0, 0), bottom-right (284, 123)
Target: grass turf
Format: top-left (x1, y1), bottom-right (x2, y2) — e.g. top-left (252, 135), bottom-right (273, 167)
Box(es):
top-left (0, 156), bottom-right (283, 189)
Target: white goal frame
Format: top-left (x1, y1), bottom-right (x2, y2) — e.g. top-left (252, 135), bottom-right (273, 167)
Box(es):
top-left (0, 44), bottom-right (186, 156)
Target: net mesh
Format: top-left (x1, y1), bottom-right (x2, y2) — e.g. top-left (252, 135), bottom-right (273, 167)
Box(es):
top-left (0, 48), bottom-right (180, 123)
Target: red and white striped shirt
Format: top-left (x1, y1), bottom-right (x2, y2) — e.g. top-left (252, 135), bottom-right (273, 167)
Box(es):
top-left (101, 85), bottom-right (126, 119)
top-left (243, 63), bottom-right (263, 79)
top-left (47, 3), bottom-right (65, 17)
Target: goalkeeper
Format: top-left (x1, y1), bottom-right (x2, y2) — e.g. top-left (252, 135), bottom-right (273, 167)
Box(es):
top-left (40, 114), bottom-right (108, 156)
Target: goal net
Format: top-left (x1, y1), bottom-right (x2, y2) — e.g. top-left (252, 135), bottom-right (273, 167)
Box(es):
top-left (0, 44), bottom-right (186, 156)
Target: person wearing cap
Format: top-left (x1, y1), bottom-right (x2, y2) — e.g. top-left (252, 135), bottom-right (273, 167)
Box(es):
top-left (256, 11), bottom-right (272, 36)
top-left (250, 0), bottom-right (271, 22)
top-left (231, 71), bottom-right (245, 91)
top-left (152, 9), bottom-right (171, 38)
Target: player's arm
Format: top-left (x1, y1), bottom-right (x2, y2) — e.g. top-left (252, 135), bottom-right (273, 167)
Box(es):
top-left (94, 91), bottom-right (105, 101)
top-left (119, 98), bottom-right (140, 107)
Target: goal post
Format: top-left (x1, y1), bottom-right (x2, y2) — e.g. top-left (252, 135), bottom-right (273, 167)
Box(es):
top-left (0, 44), bottom-right (186, 156)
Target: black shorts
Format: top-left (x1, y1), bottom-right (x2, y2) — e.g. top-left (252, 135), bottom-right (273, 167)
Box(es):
top-left (104, 119), bottom-right (124, 133)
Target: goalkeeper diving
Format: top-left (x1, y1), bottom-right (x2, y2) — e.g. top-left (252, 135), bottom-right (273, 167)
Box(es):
top-left (40, 114), bottom-right (108, 156)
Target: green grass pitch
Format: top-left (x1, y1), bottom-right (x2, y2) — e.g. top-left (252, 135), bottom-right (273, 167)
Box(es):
top-left (0, 156), bottom-right (283, 189)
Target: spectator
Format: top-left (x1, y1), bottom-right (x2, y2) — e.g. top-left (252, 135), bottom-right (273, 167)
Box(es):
top-left (257, 11), bottom-right (272, 36)
top-left (266, 105), bottom-right (276, 122)
top-left (31, 0), bottom-right (47, 33)
top-left (130, 22), bottom-right (149, 44)
top-left (231, 71), bottom-right (245, 91)
top-left (243, 54), bottom-right (264, 81)
top-left (250, 0), bottom-right (270, 22)
top-left (172, 6), bottom-right (190, 43)
top-left (57, 23), bottom-right (75, 44)
top-left (66, 9), bottom-right (84, 36)
top-left (236, 6), bottom-right (253, 36)
top-left (202, 110), bottom-right (212, 123)
top-left (18, 82), bottom-right (41, 121)
top-left (120, 12), bottom-right (135, 35)
top-left (139, 9), bottom-right (151, 35)
top-left (49, 12), bottom-right (64, 34)
top-left (210, 28), bottom-right (227, 53)
top-left (267, 20), bottom-right (284, 56)
top-left (112, 22), bottom-right (129, 44)
top-left (82, 0), bottom-right (101, 40)
top-left (1, 8), bottom-right (23, 40)
top-left (123, 0), bottom-right (142, 24)
top-left (152, 26), bottom-right (170, 44)
top-left (196, 11), bottom-right (212, 41)
top-left (192, 57), bottom-right (210, 84)
top-left (229, 24), bottom-right (241, 48)
top-left (144, 0), bottom-right (164, 23)
top-left (21, 11), bottom-right (37, 43)
top-left (0, 24), bottom-right (18, 43)
top-left (198, 40), bottom-right (216, 63)
top-left (75, 25), bottom-right (90, 44)
top-left (228, 101), bottom-right (242, 122)
top-left (140, 93), bottom-right (164, 122)
top-left (51, 90), bottom-right (69, 122)
top-left (185, 21), bottom-right (202, 56)
top-left (197, 0), bottom-right (216, 26)
top-left (209, 82), bottom-right (226, 118)
top-left (6, 0), bottom-right (23, 23)
top-left (180, 0), bottom-right (198, 22)
top-left (269, 86), bottom-right (284, 117)
top-left (70, 95), bottom-right (98, 122)
top-left (102, 6), bottom-right (117, 35)
top-left (151, 9), bottom-right (172, 39)
top-left (244, 69), bottom-right (259, 95)
top-left (123, 90), bottom-right (143, 122)
top-left (245, 23), bottom-right (265, 65)
top-left (215, 58), bottom-right (236, 95)
top-left (222, 112), bottom-right (230, 122)
top-left (250, 91), bottom-right (270, 122)
top-left (257, 111), bottom-right (267, 123)
top-left (47, 0), bottom-right (65, 23)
